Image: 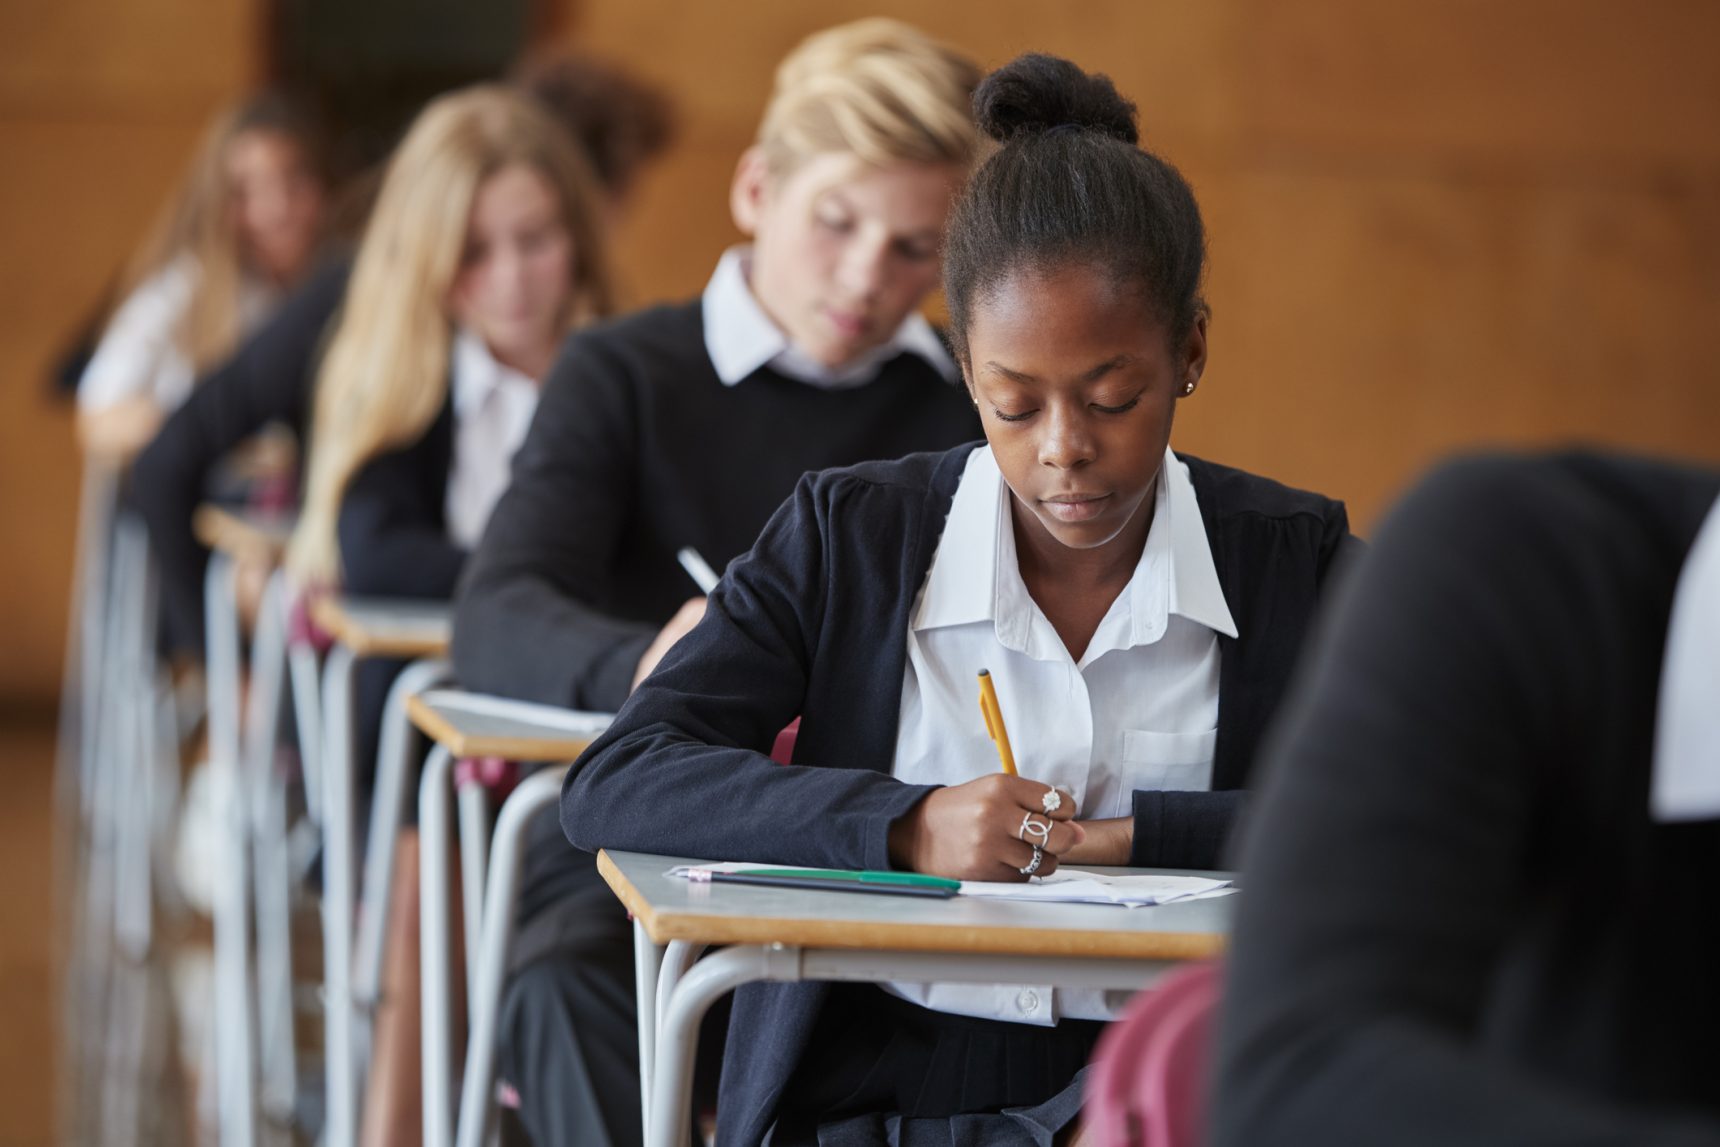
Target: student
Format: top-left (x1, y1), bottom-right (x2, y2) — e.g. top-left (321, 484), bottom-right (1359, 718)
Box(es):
top-left (78, 92), bottom-right (328, 461)
top-left (277, 84), bottom-right (612, 1146)
top-left (561, 53), bottom-right (1355, 1147)
top-left (127, 54), bottom-right (675, 657)
top-left (1212, 453), bottom-right (1720, 1146)
top-left (451, 18), bottom-right (984, 1146)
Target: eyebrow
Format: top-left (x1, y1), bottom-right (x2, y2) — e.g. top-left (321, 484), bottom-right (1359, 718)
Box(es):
top-left (982, 355), bottom-right (1137, 384)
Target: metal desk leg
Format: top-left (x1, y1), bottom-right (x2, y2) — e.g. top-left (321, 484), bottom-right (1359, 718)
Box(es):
top-left (206, 553), bottom-right (256, 1147)
top-left (650, 946), bottom-right (795, 1147)
top-left (248, 574), bottom-right (296, 1121)
top-left (320, 642), bottom-right (360, 1147)
top-left (288, 641), bottom-right (324, 825)
top-left (634, 920), bottom-right (665, 1144)
top-left (454, 777), bottom-right (492, 1017)
top-left (453, 768), bottom-right (564, 1147)
top-left (353, 658), bottom-right (451, 1074)
top-left (654, 942), bottom-right (707, 1051)
top-left (419, 745), bottom-right (457, 1147)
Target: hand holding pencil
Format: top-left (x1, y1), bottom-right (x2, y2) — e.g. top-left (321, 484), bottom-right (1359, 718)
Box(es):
top-left (884, 667), bottom-right (1084, 881)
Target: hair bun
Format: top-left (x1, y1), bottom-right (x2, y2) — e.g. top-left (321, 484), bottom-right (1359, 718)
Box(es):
top-left (973, 53), bottom-right (1138, 146)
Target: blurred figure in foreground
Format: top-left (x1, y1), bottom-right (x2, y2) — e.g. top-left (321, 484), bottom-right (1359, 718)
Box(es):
top-left (1217, 451), bottom-right (1720, 1146)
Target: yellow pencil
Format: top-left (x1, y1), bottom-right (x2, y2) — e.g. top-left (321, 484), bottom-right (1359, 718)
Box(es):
top-left (976, 668), bottom-right (1018, 776)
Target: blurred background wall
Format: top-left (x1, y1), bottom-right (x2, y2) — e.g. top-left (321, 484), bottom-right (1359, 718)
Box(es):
top-left (4, 0), bottom-right (1719, 708)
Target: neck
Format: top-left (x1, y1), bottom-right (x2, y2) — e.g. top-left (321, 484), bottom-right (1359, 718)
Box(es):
top-left (499, 345), bottom-right (554, 383)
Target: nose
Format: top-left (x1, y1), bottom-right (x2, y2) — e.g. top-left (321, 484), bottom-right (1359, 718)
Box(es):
top-left (834, 230), bottom-right (889, 302)
top-left (1037, 401), bottom-right (1097, 471)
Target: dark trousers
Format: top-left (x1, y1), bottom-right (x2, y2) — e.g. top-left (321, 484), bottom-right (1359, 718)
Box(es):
top-left (499, 807), bottom-right (643, 1147)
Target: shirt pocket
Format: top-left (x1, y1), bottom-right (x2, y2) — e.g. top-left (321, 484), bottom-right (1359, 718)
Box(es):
top-left (1121, 728), bottom-right (1218, 793)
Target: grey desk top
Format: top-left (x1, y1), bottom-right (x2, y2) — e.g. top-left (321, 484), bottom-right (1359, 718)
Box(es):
top-left (407, 688), bottom-right (614, 759)
top-left (599, 849), bottom-right (1233, 959)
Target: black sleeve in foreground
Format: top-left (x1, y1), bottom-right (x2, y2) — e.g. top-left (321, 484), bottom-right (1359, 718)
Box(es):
top-left (561, 472), bottom-right (935, 872)
top-left (451, 333), bottom-right (656, 712)
top-left (1212, 457), bottom-right (1720, 1147)
top-left (130, 258), bottom-right (348, 655)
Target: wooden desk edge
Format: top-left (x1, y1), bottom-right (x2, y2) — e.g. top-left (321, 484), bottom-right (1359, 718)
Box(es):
top-left (405, 693), bottom-right (599, 761)
top-left (596, 851), bottom-right (1226, 960)
top-left (309, 596), bottom-right (450, 659)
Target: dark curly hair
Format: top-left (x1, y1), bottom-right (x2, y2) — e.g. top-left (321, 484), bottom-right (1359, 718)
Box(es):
top-left (943, 53), bottom-right (1207, 361)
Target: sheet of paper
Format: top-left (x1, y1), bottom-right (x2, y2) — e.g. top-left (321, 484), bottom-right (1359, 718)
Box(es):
top-left (424, 690), bottom-right (615, 736)
top-left (958, 868), bottom-right (1234, 907)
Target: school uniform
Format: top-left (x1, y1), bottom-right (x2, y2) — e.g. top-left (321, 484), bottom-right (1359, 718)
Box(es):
top-left (337, 329), bottom-right (539, 797)
top-left (1214, 453), bottom-right (1720, 1147)
top-left (561, 442), bottom-right (1354, 1146)
top-left (130, 256), bottom-right (353, 655)
top-left (80, 254), bottom-right (281, 414)
top-left (456, 246), bottom-right (982, 1147)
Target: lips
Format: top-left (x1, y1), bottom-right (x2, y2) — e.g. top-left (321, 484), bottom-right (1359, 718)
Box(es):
top-left (822, 307), bottom-right (870, 339)
top-left (1041, 492), bottom-right (1112, 523)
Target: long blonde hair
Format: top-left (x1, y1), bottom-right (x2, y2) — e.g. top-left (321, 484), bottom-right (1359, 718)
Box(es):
top-left (124, 92), bottom-right (327, 372)
top-left (757, 19), bottom-right (981, 174)
top-left (289, 86), bottom-right (614, 584)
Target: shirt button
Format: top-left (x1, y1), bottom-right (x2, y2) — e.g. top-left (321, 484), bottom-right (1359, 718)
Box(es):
top-left (1016, 989), bottom-right (1040, 1014)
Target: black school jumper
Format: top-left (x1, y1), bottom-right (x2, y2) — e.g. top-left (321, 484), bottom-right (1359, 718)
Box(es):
top-left (453, 300), bottom-right (983, 1147)
top-left (1215, 453), bottom-right (1720, 1147)
top-left (130, 256), bottom-right (352, 654)
top-left (562, 444), bottom-right (1355, 1146)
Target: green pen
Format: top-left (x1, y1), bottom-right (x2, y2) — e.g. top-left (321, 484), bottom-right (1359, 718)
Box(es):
top-left (702, 867), bottom-right (961, 898)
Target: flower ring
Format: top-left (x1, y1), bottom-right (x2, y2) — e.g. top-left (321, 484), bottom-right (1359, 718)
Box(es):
top-left (1041, 786), bottom-right (1064, 815)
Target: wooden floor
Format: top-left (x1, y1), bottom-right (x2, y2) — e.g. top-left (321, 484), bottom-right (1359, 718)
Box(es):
top-left (0, 717), bottom-right (60, 1146)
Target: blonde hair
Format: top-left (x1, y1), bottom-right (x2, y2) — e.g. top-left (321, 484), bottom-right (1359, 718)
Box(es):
top-left (289, 85), bottom-right (614, 584)
top-left (124, 93), bottom-right (326, 372)
top-left (756, 18), bottom-right (981, 174)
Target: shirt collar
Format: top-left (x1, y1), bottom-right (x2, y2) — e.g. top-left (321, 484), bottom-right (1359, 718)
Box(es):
top-left (451, 327), bottom-right (536, 417)
top-left (912, 445), bottom-right (1238, 650)
top-left (701, 245), bottom-right (958, 390)
top-left (1652, 493), bottom-right (1720, 822)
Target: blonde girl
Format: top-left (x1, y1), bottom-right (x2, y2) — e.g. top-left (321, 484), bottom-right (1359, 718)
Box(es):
top-left (282, 86), bottom-right (613, 1146)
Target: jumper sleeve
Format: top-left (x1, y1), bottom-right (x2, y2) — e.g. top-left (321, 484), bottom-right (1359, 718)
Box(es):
top-left (1213, 457), bottom-right (1720, 1147)
top-left (561, 471), bottom-right (936, 872)
top-left (450, 331), bottom-right (659, 711)
top-left (130, 258), bottom-right (348, 654)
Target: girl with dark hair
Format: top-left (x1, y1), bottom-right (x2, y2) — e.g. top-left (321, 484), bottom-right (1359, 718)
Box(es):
top-left (564, 53), bottom-right (1356, 1146)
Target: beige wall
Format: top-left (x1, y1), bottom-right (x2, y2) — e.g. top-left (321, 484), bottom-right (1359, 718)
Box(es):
top-left (4, 1), bottom-right (1719, 703)
top-left (0, 0), bottom-right (256, 706)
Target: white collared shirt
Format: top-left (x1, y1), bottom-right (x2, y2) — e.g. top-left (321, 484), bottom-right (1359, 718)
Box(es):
top-left (79, 254), bottom-right (278, 412)
top-left (700, 246), bottom-right (957, 389)
top-left (887, 445), bottom-right (1238, 1025)
top-left (444, 328), bottom-right (541, 548)
top-left (1652, 494), bottom-right (1720, 821)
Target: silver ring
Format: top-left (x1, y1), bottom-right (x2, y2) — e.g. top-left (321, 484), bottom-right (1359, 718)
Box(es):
top-left (1041, 786), bottom-right (1063, 815)
top-left (1017, 811), bottom-right (1051, 844)
top-left (1019, 845), bottom-right (1044, 876)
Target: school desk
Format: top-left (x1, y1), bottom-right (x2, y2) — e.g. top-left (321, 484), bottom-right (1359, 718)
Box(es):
top-left (598, 849), bottom-right (1233, 1147)
top-left (406, 688), bottom-right (612, 1147)
top-left (306, 594), bottom-right (451, 1147)
top-left (194, 504), bottom-right (294, 1147)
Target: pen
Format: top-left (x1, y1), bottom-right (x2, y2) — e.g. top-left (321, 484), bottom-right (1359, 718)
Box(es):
top-left (676, 547), bottom-right (719, 594)
top-left (702, 868), bottom-right (960, 898)
top-left (977, 668), bottom-right (1018, 776)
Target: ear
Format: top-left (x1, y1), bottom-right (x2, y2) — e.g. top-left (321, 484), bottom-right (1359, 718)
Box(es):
top-left (729, 146), bottom-right (773, 237)
top-left (1177, 308), bottom-right (1210, 397)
